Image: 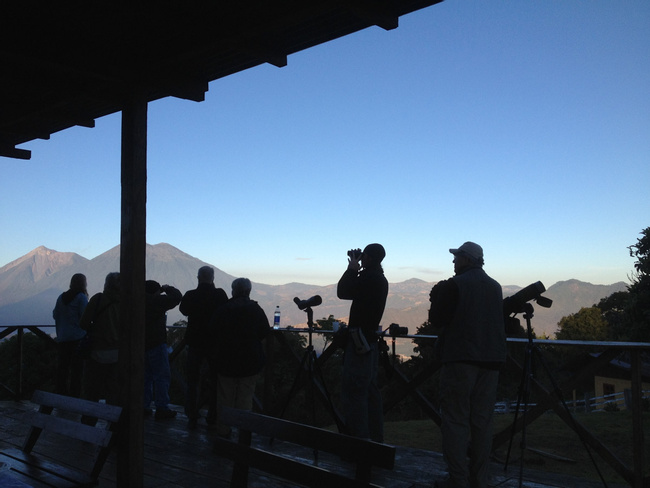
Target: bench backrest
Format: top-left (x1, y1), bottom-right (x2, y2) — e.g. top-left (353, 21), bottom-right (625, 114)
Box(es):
top-left (220, 407), bottom-right (395, 470)
top-left (23, 390), bottom-right (122, 479)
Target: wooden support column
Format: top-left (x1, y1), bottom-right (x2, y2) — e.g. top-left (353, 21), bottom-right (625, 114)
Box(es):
top-left (630, 350), bottom-right (644, 488)
top-left (117, 95), bottom-right (148, 488)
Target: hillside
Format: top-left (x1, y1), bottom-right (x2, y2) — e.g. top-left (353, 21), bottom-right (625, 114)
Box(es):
top-left (0, 244), bottom-right (628, 341)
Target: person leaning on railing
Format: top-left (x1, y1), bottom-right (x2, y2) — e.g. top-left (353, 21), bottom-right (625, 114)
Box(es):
top-left (52, 273), bottom-right (88, 397)
top-left (79, 272), bottom-right (121, 406)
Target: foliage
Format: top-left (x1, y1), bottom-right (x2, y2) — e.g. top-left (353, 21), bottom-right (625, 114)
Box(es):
top-left (625, 226), bottom-right (650, 342)
top-left (556, 306), bottom-right (608, 342)
top-left (0, 332), bottom-right (56, 399)
top-left (597, 291), bottom-right (630, 341)
top-left (553, 226), bottom-right (650, 343)
top-left (314, 315), bottom-right (339, 354)
top-left (412, 320), bottom-right (439, 363)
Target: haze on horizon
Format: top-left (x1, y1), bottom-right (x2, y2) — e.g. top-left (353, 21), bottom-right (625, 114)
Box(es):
top-left (1, 1), bottom-right (648, 289)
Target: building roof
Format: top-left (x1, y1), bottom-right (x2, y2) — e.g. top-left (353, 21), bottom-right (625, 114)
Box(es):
top-left (0, 0), bottom-right (442, 160)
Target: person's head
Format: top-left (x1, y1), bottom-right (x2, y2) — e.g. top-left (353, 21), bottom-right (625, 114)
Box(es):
top-left (103, 272), bottom-right (120, 293)
top-left (69, 273), bottom-right (87, 295)
top-left (197, 266), bottom-right (214, 284)
top-left (449, 241), bottom-right (484, 274)
top-left (231, 277), bottom-right (252, 298)
top-left (361, 243), bottom-right (386, 269)
top-left (145, 280), bottom-right (161, 295)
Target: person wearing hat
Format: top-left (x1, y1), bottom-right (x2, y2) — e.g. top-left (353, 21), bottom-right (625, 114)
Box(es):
top-left (428, 242), bottom-right (506, 488)
top-left (337, 243), bottom-right (389, 442)
top-left (144, 280), bottom-right (182, 420)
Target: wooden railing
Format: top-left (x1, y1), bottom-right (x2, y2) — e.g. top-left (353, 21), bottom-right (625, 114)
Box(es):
top-left (2, 324), bottom-right (648, 487)
top-left (0, 325), bottom-right (57, 400)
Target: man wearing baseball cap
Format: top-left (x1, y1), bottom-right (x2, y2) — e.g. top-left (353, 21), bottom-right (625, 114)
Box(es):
top-left (429, 242), bottom-right (506, 488)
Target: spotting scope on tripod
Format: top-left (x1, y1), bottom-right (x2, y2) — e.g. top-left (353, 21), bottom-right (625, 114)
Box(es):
top-left (503, 281), bottom-right (609, 488)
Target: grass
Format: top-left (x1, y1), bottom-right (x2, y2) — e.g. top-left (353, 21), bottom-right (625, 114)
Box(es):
top-left (382, 410), bottom-right (650, 485)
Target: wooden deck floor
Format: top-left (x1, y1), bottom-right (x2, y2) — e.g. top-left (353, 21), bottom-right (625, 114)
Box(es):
top-left (0, 400), bottom-right (625, 488)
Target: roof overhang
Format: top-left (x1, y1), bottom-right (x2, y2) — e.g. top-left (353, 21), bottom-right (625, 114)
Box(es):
top-left (1, 0), bottom-right (443, 160)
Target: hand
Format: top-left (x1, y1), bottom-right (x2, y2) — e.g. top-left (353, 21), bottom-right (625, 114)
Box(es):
top-left (347, 256), bottom-right (361, 272)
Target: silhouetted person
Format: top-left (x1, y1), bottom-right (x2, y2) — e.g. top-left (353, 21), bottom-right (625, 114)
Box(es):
top-left (212, 278), bottom-right (270, 438)
top-left (80, 272), bottom-right (121, 406)
top-left (429, 242), bottom-right (506, 488)
top-left (180, 266), bottom-right (228, 428)
top-left (53, 273), bottom-right (88, 397)
top-left (144, 280), bottom-right (182, 420)
top-left (337, 243), bottom-right (388, 442)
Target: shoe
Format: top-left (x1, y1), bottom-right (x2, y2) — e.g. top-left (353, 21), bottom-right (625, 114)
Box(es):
top-left (155, 409), bottom-right (177, 420)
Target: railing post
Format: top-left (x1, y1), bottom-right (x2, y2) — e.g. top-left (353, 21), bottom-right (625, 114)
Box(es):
top-left (630, 350), bottom-right (644, 488)
top-left (16, 327), bottom-right (24, 401)
top-left (263, 332), bottom-right (276, 415)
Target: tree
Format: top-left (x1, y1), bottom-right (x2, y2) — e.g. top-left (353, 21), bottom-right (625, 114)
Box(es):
top-left (555, 306), bottom-right (608, 342)
top-left (626, 227), bottom-right (650, 342)
top-left (596, 291), bottom-right (630, 341)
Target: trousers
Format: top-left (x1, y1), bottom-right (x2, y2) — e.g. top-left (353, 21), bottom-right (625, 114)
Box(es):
top-left (439, 362), bottom-right (499, 488)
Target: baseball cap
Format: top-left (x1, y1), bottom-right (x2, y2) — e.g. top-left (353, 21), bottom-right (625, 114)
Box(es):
top-left (449, 241), bottom-right (483, 261)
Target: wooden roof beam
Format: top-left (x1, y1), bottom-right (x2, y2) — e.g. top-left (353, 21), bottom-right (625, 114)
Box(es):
top-left (346, 0), bottom-right (399, 31)
top-left (0, 144), bottom-right (31, 160)
top-left (167, 78), bottom-right (209, 102)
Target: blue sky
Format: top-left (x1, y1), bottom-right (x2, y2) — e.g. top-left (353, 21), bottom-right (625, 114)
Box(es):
top-left (2, 1), bottom-right (648, 288)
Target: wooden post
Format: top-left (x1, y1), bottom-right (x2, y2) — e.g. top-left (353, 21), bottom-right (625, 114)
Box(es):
top-left (117, 95), bottom-right (148, 487)
top-left (17, 327), bottom-right (23, 401)
top-left (630, 350), bottom-right (644, 488)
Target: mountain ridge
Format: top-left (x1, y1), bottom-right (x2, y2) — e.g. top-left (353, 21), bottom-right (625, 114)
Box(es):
top-left (0, 244), bottom-right (628, 339)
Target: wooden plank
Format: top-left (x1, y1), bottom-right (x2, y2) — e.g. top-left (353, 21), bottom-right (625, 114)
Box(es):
top-left (31, 391), bottom-right (122, 422)
top-left (214, 438), bottom-right (385, 488)
top-left (21, 412), bottom-right (112, 447)
top-left (0, 448), bottom-right (92, 487)
top-left (221, 408), bottom-right (395, 469)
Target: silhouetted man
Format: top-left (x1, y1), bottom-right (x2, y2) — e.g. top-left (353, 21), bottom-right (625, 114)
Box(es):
top-left (180, 266), bottom-right (228, 428)
top-left (337, 243), bottom-right (388, 442)
top-left (144, 280), bottom-right (182, 420)
top-left (429, 242), bottom-right (506, 488)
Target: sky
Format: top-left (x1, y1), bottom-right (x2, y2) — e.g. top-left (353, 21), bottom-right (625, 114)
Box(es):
top-left (1, 1), bottom-right (649, 289)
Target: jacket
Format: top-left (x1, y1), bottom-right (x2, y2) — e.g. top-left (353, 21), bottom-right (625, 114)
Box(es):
top-left (337, 265), bottom-right (388, 342)
top-left (179, 283), bottom-right (228, 350)
top-left (429, 267), bottom-right (506, 365)
top-left (53, 291), bottom-right (88, 342)
top-left (212, 296), bottom-right (271, 377)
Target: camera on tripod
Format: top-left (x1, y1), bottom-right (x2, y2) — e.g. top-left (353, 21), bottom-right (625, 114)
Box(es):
top-left (387, 323), bottom-right (408, 337)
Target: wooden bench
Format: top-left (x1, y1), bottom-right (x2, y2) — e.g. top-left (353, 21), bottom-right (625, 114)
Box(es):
top-left (213, 407), bottom-right (396, 488)
top-left (0, 390), bottom-right (122, 488)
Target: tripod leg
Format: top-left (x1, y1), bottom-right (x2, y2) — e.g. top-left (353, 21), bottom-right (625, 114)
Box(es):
top-left (310, 349), bottom-right (345, 432)
top-left (278, 348), bottom-right (311, 420)
top-left (504, 343), bottom-right (533, 475)
top-left (532, 347), bottom-right (610, 488)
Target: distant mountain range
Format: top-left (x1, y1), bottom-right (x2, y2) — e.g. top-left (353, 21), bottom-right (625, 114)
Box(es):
top-left (0, 244), bottom-right (628, 341)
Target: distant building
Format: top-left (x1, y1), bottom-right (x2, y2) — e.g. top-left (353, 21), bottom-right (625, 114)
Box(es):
top-left (592, 352), bottom-right (650, 410)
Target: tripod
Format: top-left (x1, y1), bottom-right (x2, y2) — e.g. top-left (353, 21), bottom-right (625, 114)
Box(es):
top-left (276, 306), bottom-right (340, 461)
top-left (504, 303), bottom-right (608, 488)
